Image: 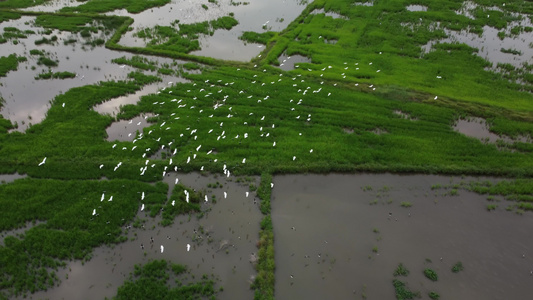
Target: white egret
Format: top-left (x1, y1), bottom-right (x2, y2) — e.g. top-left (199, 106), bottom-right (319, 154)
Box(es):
top-left (108, 196), bottom-right (113, 202)
top-left (172, 200), bottom-right (175, 206)
top-left (141, 192), bottom-right (145, 200)
top-left (92, 209), bottom-right (96, 216)
top-left (161, 245), bottom-right (164, 253)
top-left (38, 157), bottom-right (47, 166)
top-left (224, 191), bottom-right (227, 199)
top-left (205, 195), bottom-right (208, 202)
top-left (187, 244), bottom-right (191, 251)
top-left (101, 193), bottom-right (105, 201)
top-left (246, 191), bottom-right (249, 197)
top-left (141, 204), bottom-right (145, 211)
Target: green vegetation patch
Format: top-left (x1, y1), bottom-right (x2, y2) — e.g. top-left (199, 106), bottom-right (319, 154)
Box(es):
top-left (35, 71), bottom-right (76, 80)
top-left (160, 184), bottom-right (202, 226)
top-left (0, 0), bottom-right (49, 9)
top-left (393, 263), bottom-right (410, 276)
top-left (0, 178), bottom-right (167, 297)
top-left (452, 261), bottom-right (464, 273)
top-left (0, 54), bottom-right (19, 77)
top-left (113, 259), bottom-right (218, 299)
top-left (112, 55), bottom-right (158, 71)
top-left (392, 279), bottom-right (420, 300)
top-left (424, 268), bottom-right (438, 281)
top-left (61, 0), bottom-right (172, 14)
top-left (240, 31), bottom-right (277, 45)
top-left (135, 15), bottom-right (238, 53)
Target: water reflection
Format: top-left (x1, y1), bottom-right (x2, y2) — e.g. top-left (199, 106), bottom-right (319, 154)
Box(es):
top-left (115, 0), bottom-right (308, 61)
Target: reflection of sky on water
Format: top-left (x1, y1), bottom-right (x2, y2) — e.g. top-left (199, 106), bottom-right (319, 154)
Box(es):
top-left (0, 17), bottom-right (185, 131)
top-left (115, 0), bottom-right (307, 61)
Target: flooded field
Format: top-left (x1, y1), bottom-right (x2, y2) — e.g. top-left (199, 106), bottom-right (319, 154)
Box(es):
top-left (423, 1), bottom-right (533, 69)
top-left (22, 172), bottom-right (262, 300)
top-left (115, 0), bottom-right (308, 61)
top-left (271, 174), bottom-right (533, 300)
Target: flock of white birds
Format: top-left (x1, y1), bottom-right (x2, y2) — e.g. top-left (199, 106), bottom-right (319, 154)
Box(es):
top-left (36, 54), bottom-right (440, 254)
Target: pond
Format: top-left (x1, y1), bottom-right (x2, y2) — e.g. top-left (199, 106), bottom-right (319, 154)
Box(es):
top-left (271, 173), bottom-right (533, 299)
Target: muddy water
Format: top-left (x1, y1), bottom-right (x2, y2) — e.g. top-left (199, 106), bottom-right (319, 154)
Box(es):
top-left (452, 117), bottom-right (532, 145)
top-left (271, 174), bottom-right (533, 300)
top-left (105, 113), bottom-right (155, 142)
top-left (23, 172), bottom-right (261, 300)
top-left (93, 75), bottom-right (189, 116)
top-left (275, 53), bottom-right (312, 71)
top-left (114, 0), bottom-right (307, 61)
top-left (453, 117), bottom-right (505, 144)
top-left (0, 173), bottom-right (27, 184)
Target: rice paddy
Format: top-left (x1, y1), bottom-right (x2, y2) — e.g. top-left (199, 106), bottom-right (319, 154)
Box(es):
top-left (0, 0), bottom-right (532, 299)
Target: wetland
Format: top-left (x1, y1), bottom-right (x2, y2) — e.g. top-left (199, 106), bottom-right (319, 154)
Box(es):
top-left (1, 0), bottom-right (532, 299)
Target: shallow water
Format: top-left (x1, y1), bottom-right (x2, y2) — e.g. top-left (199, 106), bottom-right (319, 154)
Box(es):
top-left (271, 173), bottom-right (533, 300)
top-left (23, 172), bottom-right (261, 300)
top-left (0, 16), bottom-right (189, 131)
top-left (115, 0), bottom-right (308, 61)
top-left (423, 3), bottom-right (532, 69)
top-left (275, 53), bottom-right (312, 71)
top-left (406, 5), bottom-right (428, 12)
top-left (105, 113), bottom-right (155, 142)
top-left (0, 173), bottom-right (27, 184)
top-left (93, 74), bottom-right (189, 116)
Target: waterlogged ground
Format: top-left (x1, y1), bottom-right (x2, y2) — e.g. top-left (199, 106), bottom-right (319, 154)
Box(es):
top-left (1, 0), bottom-right (533, 299)
top-left (114, 0), bottom-right (308, 61)
top-left (22, 172), bottom-right (261, 300)
top-left (271, 174), bottom-right (533, 300)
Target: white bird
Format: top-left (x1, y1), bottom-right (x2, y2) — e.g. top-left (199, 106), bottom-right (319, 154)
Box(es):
top-left (187, 244), bottom-right (191, 251)
top-left (99, 164), bottom-right (104, 169)
top-left (273, 141), bottom-right (276, 147)
top-left (141, 192), bottom-right (145, 200)
top-left (434, 96), bottom-right (438, 100)
top-left (185, 190), bottom-right (189, 203)
top-left (161, 245), bottom-right (164, 253)
top-left (38, 157), bottom-right (47, 166)
top-left (141, 204), bottom-right (145, 211)
top-left (271, 183), bottom-right (274, 188)
top-left (246, 191), bottom-right (249, 197)
top-left (293, 156), bottom-right (296, 161)
top-left (205, 195), bottom-right (208, 202)
top-left (172, 200), bottom-right (175, 206)
top-left (310, 149), bottom-right (314, 153)
top-left (92, 209), bottom-right (96, 216)
top-left (101, 193), bottom-right (105, 201)
top-left (175, 178), bottom-right (179, 184)
top-left (224, 191), bottom-right (227, 199)
top-left (108, 196), bottom-right (113, 202)
top-left (242, 158), bottom-right (246, 164)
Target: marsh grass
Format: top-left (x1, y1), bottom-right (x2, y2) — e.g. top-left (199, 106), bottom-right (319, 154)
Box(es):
top-left (35, 71), bottom-right (76, 80)
top-left (60, 0), bottom-right (171, 14)
top-left (1, 1), bottom-right (533, 298)
top-left (114, 259), bottom-right (217, 299)
top-left (0, 54), bottom-right (18, 77)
